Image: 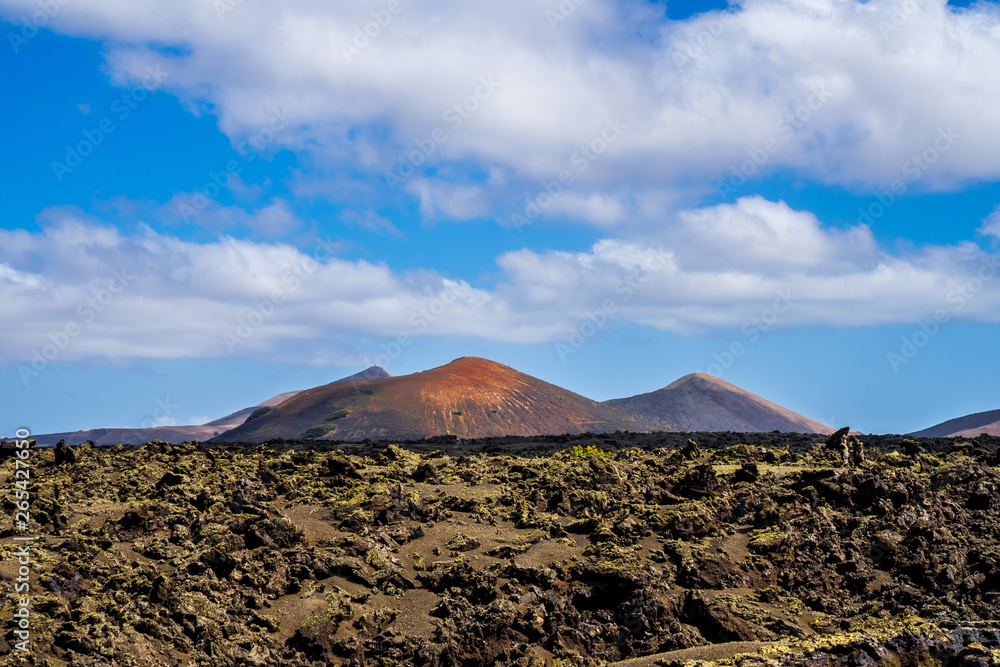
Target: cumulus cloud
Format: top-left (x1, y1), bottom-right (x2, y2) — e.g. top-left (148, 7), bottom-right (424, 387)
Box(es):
top-left (504, 198), bottom-right (1000, 335)
top-left (2, 199), bottom-right (999, 369)
top-left (545, 192), bottom-right (632, 228)
top-left (409, 179), bottom-right (491, 221)
top-left (3, 0), bottom-right (999, 219)
top-left (670, 197), bottom-right (880, 275)
top-left (0, 215), bottom-right (539, 369)
top-left (980, 206), bottom-right (1000, 239)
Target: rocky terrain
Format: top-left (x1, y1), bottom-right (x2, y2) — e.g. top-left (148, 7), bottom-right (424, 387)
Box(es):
top-left (1, 430), bottom-right (998, 666)
top-left (604, 374), bottom-right (834, 435)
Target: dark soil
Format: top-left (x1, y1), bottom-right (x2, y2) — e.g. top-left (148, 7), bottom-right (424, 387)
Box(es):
top-left (1, 431), bottom-right (998, 666)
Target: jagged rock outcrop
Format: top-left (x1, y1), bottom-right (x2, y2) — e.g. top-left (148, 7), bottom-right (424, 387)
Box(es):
top-left (825, 426), bottom-right (865, 467)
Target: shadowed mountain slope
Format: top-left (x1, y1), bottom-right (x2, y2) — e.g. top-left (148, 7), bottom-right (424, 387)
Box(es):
top-left (911, 408), bottom-right (1000, 438)
top-left (603, 373), bottom-right (835, 434)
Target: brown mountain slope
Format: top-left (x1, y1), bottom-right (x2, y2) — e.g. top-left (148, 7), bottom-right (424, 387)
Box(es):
top-left (30, 366), bottom-right (391, 446)
top-left (254, 366), bottom-right (391, 409)
top-left (951, 421), bottom-right (1000, 437)
top-left (603, 372), bottom-right (835, 434)
top-left (910, 408), bottom-right (1000, 438)
top-left (213, 357), bottom-right (666, 442)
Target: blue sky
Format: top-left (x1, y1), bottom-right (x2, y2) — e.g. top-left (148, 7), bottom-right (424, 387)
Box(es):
top-left (2, 0), bottom-right (1000, 437)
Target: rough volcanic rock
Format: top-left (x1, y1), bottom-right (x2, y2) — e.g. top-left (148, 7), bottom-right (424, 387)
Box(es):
top-left (1, 433), bottom-right (998, 666)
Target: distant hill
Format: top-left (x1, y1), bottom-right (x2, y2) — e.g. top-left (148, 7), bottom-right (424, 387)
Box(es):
top-left (213, 356), bottom-right (666, 443)
top-left (27, 410), bottom-right (255, 448)
top-left (335, 366), bottom-right (393, 383)
top-left (910, 408), bottom-right (1000, 438)
top-left (603, 373), bottom-right (835, 434)
top-left (28, 366), bottom-right (391, 446)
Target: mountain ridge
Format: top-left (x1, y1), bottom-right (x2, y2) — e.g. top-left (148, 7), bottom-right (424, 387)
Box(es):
top-left (911, 408), bottom-right (1000, 438)
top-left (604, 372), bottom-right (835, 434)
top-left (28, 366), bottom-right (390, 446)
top-left (212, 356), bottom-right (666, 442)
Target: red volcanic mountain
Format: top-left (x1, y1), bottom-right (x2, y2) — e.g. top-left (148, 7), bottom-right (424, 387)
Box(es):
top-left (603, 373), bottom-right (835, 434)
top-left (30, 366), bottom-right (391, 446)
top-left (910, 408), bottom-right (1000, 438)
top-left (213, 357), bottom-right (666, 442)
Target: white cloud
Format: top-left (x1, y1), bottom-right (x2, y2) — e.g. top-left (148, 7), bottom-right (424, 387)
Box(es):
top-left (409, 179), bottom-right (490, 221)
top-left (0, 214), bottom-right (543, 367)
top-left (2, 199), bottom-right (999, 368)
top-left (339, 209), bottom-right (405, 238)
top-left (245, 201), bottom-right (299, 236)
top-left (4, 0), bottom-right (999, 215)
top-left (670, 197), bottom-right (880, 275)
top-left (150, 414), bottom-right (177, 427)
top-left (0, 262), bottom-right (42, 289)
top-left (546, 192), bottom-right (631, 228)
top-left (159, 195), bottom-right (302, 237)
top-left (495, 197), bottom-right (1000, 335)
top-left (980, 205), bottom-right (1000, 239)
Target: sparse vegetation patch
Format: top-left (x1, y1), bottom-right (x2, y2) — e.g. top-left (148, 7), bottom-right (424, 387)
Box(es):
top-left (301, 423), bottom-right (337, 439)
top-left (325, 409), bottom-right (350, 421)
top-left (244, 406), bottom-right (275, 423)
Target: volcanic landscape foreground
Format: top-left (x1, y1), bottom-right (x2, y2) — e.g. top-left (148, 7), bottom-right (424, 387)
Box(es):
top-left (1, 357), bottom-right (999, 666)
